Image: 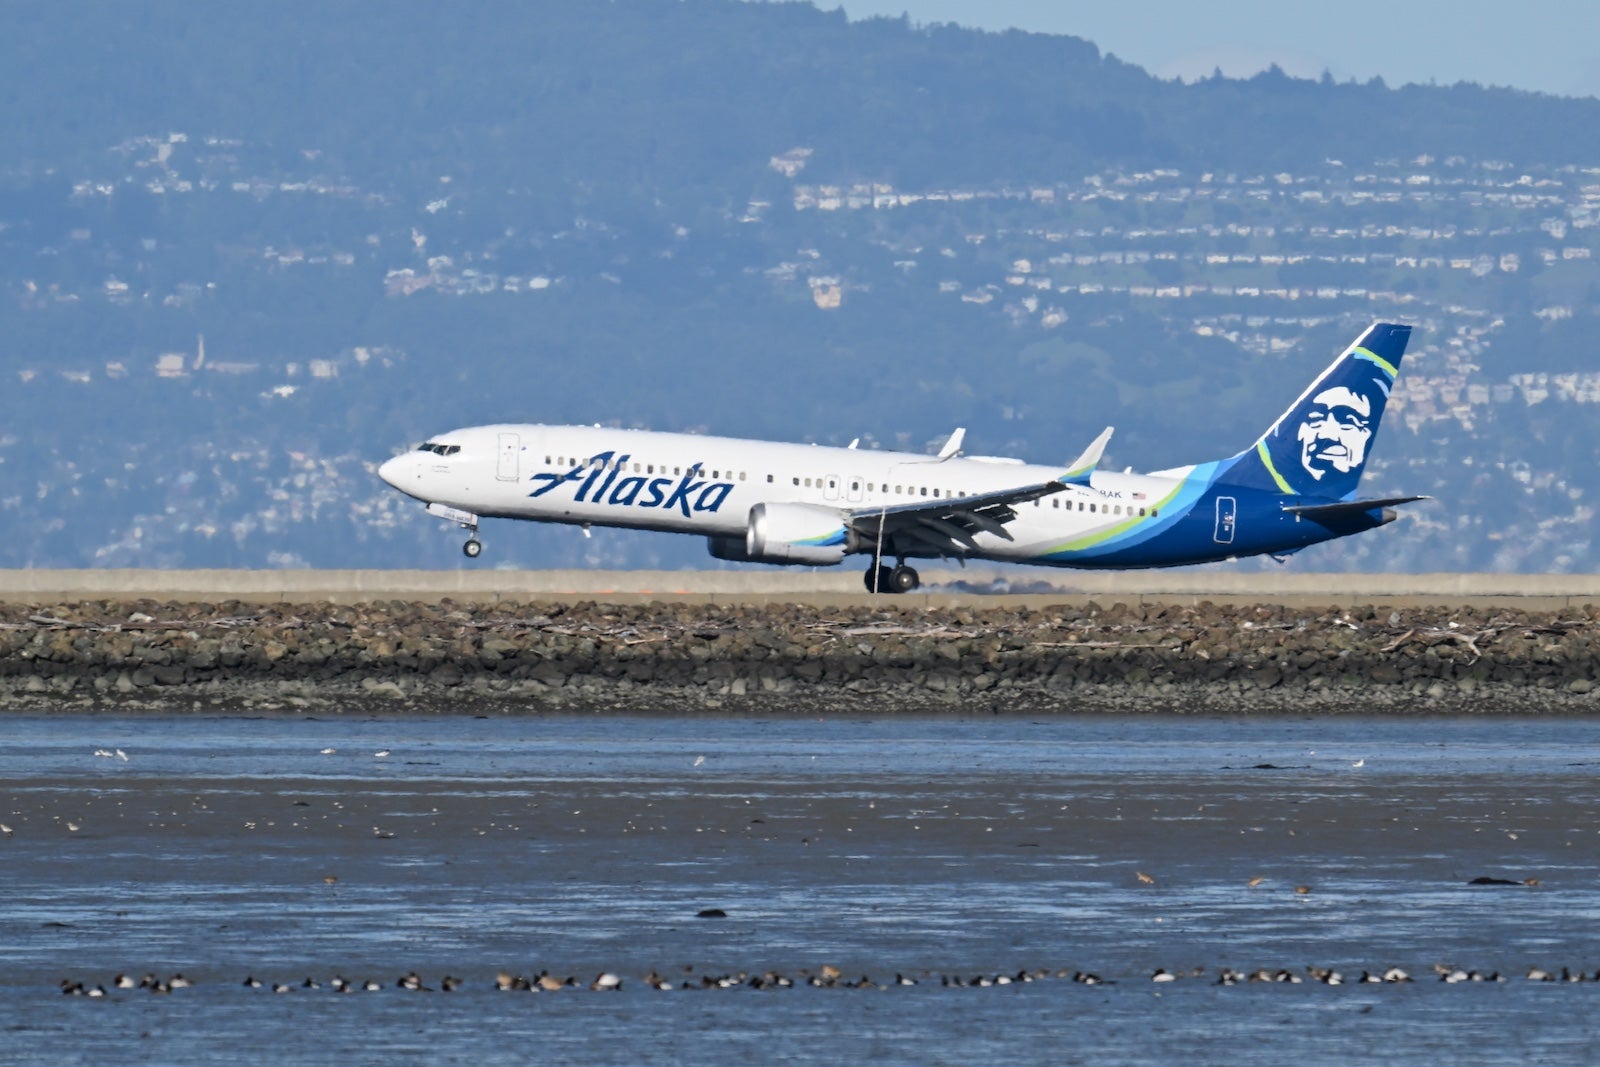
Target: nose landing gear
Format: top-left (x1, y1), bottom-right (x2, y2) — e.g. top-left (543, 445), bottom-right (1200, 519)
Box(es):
top-left (424, 503), bottom-right (484, 560)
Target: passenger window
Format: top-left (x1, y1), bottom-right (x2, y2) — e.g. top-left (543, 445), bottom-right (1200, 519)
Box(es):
top-left (1090, 503), bottom-right (1096, 513)
top-left (792, 477), bottom-right (799, 486)
top-left (766, 474), bottom-right (774, 484)
top-left (1138, 507), bottom-right (1145, 516)
top-left (920, 487), bottom-right (927, 497)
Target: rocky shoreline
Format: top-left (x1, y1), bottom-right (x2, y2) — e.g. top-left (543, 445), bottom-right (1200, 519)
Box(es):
top-left (0, 597), bottom-right (1596, 714)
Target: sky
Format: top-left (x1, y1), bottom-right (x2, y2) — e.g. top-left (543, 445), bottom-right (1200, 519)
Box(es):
top-left (829, 0), bottom-right (1600, 99)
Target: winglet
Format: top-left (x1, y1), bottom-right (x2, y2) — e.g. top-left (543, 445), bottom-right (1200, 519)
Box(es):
top-left (937, 427), bottom-right (966, 461)
top-left (1060, 426), bottom-right (1113, 486)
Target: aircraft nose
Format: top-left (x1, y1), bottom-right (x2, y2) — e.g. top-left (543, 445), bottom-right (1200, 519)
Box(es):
top-left (377, 455), bottom-right (409, 489)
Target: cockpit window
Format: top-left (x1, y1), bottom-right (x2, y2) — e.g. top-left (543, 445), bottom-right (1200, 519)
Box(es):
top-left (416, 442), bottom-right (461, 456)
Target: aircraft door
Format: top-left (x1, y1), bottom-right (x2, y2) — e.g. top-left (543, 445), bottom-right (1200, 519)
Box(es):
top-left (824, 474), bottom-right (841, 502)
top-left (846, 476), bottom-right (864, 503)
top-left (1213, 496), bottom-right (1236, 544)
top-left (496, 432), bottom-right (520, 482)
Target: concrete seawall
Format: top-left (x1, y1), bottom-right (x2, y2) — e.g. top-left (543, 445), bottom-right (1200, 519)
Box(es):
top-left (0, 569), bottom-right (1597, 609)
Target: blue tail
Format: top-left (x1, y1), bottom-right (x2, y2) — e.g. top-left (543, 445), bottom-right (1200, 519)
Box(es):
top-left (1219, 322), bottom-right (1411, 501)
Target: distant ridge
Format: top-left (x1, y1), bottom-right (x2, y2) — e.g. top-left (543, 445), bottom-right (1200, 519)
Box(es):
top-left (4, 0), bottom-right (1599, 183)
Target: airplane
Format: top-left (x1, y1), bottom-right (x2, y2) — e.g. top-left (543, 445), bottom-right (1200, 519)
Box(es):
top-left (377, 321), bottom-right (1423, 593)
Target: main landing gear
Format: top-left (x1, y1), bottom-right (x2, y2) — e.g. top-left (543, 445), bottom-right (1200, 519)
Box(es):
top-left (463, 537), bottom-right (483, 558)
top-left (865, 562), bottom-right (920, 594)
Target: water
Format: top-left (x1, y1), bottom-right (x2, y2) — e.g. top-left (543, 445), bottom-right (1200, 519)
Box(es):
top-left (4, 713), bottom-right (1600, 1063)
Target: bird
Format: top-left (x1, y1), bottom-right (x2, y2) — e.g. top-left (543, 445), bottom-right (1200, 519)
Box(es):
top-left (1136, 871), bottom-right (1155, 885)
top-left (1351, 758), bottom-right (1365, 768)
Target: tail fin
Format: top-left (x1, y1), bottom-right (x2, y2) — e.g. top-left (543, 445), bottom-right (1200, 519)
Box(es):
top-left (1222, 322), bottom-right (1412, 501)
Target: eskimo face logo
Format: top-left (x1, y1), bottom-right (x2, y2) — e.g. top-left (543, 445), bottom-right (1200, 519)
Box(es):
top-left (528, 450), bottom-right (734, 518)
top-left (1296, 386), bottom-right (1372, 481)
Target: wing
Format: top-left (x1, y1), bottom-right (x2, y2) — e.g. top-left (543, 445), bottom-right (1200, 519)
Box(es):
top-left (848, 427), bottom-right (1113, 560)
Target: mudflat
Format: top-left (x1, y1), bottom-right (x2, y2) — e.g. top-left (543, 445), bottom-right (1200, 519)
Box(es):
top-left (8, 715), bottom-right (1600, 1065)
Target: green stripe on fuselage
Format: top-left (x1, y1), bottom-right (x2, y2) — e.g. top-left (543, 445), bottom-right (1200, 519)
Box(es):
top-left (1041, 481), bottom-right (1185, 557)
top-left (1256, 439), bottom-right (1294, 494)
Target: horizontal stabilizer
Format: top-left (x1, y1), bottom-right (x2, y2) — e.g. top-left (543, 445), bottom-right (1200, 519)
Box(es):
top-left (1061, 426), bottom-right (1113, 486)
top-left (1283, 495), bottom-right (1428, 521)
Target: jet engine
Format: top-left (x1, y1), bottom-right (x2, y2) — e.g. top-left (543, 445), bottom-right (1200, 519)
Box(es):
top-left (706, 502), bottom-right (856, 565)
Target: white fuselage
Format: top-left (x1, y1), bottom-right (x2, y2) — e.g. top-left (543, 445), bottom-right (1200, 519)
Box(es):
top-left (377, 423), bottom-right (1180, 565)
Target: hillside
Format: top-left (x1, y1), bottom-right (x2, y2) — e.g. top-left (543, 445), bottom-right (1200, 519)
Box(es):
top-left (0, 1), bottom-right (1595, 572)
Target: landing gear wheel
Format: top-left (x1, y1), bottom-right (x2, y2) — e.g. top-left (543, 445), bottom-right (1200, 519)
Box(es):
top-left (463, 538), bottom-right (483, 559)
top-left (865, 564), bottom-right (895, 593)
top-left (888, 565), bottom-right (920, 594)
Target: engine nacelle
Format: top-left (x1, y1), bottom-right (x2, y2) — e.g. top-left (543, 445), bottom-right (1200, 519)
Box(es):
top-left (708, 502), bottom-right (854, 565)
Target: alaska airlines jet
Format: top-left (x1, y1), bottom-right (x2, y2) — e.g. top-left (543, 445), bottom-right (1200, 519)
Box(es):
top-left (378, 322), bottom-right (1423, 593)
